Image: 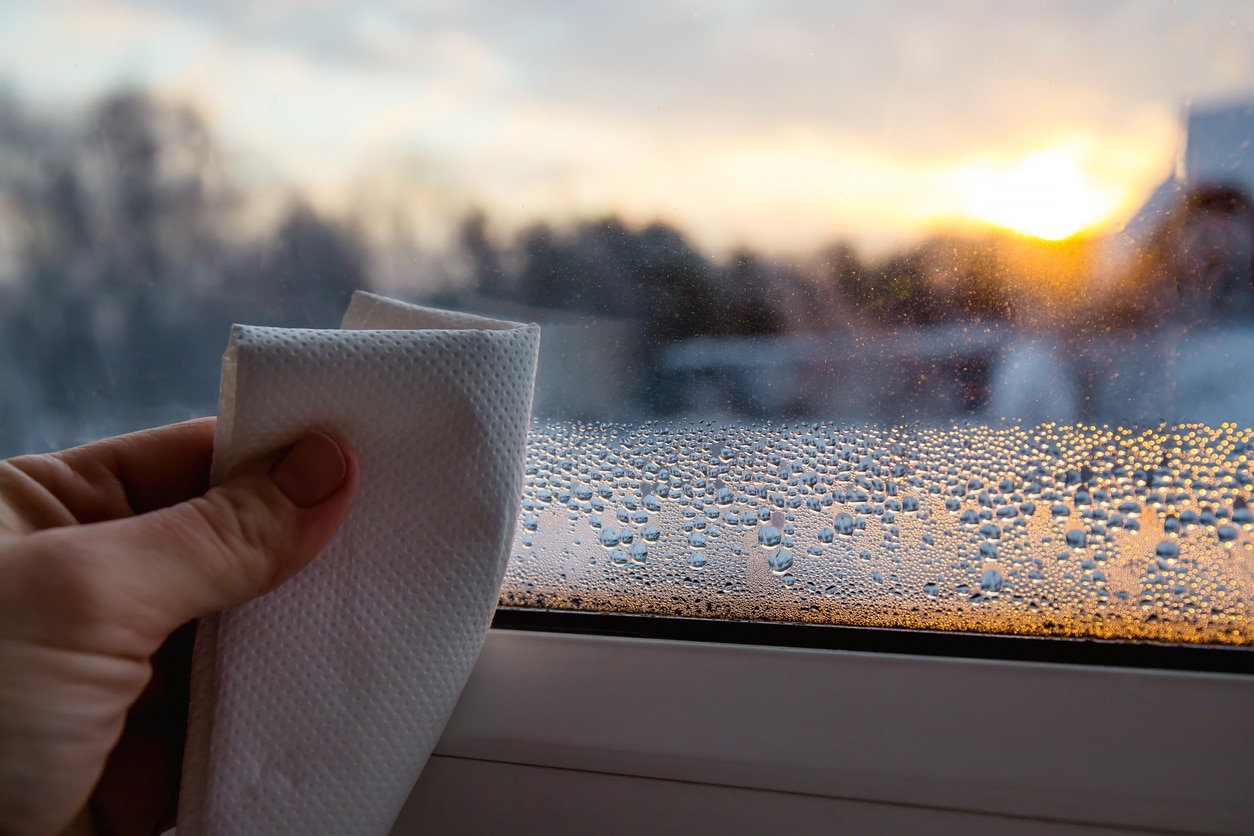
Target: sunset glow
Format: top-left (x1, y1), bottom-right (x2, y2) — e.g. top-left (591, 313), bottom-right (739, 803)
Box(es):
top-left (946, 147), bottom-right (1126, 240)
top-left (0, 0), bottom-right (1246, 256)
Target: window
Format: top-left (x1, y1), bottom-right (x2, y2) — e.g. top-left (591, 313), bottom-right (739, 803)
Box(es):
top-left (2, 1), bottom-right (1253, 654)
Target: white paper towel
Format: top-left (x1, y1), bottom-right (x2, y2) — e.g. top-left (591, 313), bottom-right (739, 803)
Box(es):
top-left (178, 291), bottom-right (539, 835)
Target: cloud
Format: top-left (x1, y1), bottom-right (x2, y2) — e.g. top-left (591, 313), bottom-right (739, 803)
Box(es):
top-left (0, 0), bottom-right (1249, 255)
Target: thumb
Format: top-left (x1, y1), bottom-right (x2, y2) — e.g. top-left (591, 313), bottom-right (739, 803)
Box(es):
top-left (28, 433), bottom-right (360, 653)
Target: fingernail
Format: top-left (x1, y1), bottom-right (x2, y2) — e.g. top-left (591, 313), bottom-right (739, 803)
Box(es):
top-left (270, 433), bottom-right (349, 508)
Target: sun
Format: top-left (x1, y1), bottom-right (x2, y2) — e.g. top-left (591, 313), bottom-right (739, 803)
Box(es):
top-left (946, 147), bottom-right (1124, 240)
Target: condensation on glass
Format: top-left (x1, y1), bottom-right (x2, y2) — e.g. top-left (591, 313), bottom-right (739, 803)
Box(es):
top-left (501, 421), bottom-right (1254, 646)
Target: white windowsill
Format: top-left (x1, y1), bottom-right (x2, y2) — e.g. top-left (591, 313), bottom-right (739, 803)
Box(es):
top-left (392, 627), bottom-right (1253, 835)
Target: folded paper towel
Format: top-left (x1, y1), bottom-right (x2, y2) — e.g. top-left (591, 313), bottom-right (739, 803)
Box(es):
top-left (178, 292), bottom-right (539, 835)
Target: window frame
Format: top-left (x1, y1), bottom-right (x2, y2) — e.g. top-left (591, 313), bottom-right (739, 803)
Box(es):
top-left (394, 626), bottom-right (1254, 833)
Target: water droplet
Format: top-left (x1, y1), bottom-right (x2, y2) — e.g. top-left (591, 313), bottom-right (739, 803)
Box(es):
top-left (980, 568), bottom-right (1003, 595)
top-left (768, 549), bottom-right (793, 573)
top-left (1065, 529), bottom-right (1087, 549)
top-left (1155, 540), bottom-right (1180, 560)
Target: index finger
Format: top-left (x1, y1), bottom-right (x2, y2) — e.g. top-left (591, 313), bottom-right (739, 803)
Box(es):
top-left (3, 419), bottom-right (217, 528)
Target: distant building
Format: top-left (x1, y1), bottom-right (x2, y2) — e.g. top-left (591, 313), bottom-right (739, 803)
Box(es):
top-left (1122, 101), bottom-right (1254, 246)
top-left (1185, 102), bottom-right (1254, 193)
top-left (1065, 101), bottom-right (1254, 428)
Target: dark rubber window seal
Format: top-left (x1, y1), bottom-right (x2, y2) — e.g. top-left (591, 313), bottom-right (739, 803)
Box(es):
top-left (492, 607), bottom-right (1254, 675)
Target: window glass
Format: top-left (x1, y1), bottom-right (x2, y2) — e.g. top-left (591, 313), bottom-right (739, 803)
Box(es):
top-left (506, 422), bottom-right (1253, 645)
top-left (1, 1), bottom-right (1252, 644)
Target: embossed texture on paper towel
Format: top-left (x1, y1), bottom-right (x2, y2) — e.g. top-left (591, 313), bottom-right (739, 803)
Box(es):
top-left (179, 292), bottom-right (540, 835)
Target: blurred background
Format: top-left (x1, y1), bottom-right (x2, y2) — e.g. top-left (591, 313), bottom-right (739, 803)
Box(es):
top-left (0, 0), bottom-right (1252, 455)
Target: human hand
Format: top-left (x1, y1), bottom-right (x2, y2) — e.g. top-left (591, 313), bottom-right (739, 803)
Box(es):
top-left (0, 418), bottom-right (359, 835)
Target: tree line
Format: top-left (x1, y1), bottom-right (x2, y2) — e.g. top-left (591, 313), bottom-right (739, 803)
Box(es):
top-left (10, 87), bottom-right (1209, 452)
top-left (0, 91), bottom-right (366, 453)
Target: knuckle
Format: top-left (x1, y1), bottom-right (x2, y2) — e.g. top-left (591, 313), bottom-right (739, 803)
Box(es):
top-left (187, 485), bottom-right (291, 593)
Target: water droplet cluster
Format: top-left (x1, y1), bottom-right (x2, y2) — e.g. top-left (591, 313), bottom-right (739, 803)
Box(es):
top-left (500, 421), bottom-right (1254, 646)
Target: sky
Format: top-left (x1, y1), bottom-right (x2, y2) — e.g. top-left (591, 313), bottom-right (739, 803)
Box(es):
top-left (0, 0), bottom-right (1252, 257)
